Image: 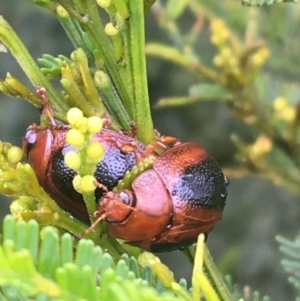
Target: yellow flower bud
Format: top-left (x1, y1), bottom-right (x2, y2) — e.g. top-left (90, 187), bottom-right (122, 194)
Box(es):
top-left (281, 107), bottom-right (296, 122)
top-left (64, 151), bottom-right (81, 171)
top-left (105, 22), bottom-right (119, 36)
top-left (67, 108), bottom-right (84, 126)
top-left (86, 141), bottom-right (105, 162)
top-left (80, 175), bottom-right (97, 193)
top-left (252, 47), bottom-right (270, 66)
top-left (72, 175), bottom-right (82, 193)
top-left (7, 146), bottom-right (23, 163)
top-left (66, 129), bottom-right (85, 149)
top-left (213, 55), bottom-right (223, 67)
top-left (88, 116), bottom-right (103, 134)
top-left (273, 97), bottom-right (287, 111)
top-left (75, 117), bottom-right (89, 134)
top-left (250, 135), bottom-right (272, 161)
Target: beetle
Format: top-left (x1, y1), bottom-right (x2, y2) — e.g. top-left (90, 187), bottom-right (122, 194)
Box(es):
top-left (95, 141), bottom-right (229, 252)
top-left (22, 124), bottom-right (150, 223)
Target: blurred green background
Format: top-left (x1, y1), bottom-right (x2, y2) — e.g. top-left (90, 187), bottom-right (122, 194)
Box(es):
top-left (1, 1), bottom-right (300, 300)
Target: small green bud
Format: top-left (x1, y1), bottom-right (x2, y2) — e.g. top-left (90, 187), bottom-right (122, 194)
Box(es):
top-left (105, 22), bottom-right (119, 36)
top-left (80, 175), bottom-right (97, 193)
top-left (67, 108), bottom-right (84, 126)
top-left (87, 116), bottom-right (103, 134)
top-left (94, 70), bottom-right (110, 89)
top-left (86, 142), bottom-right (105, 162)
top-left (64, 151), bottom-right (81, 171)
top-left (7, 146), bottom-right (23, 163)
top-left (66, 129), bottom-right (85, 149)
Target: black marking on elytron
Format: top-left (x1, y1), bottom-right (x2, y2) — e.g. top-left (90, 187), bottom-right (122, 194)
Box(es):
top-left (171, 158), bottom-right (228, 210)
top-left (94, 146), bottom-right (136, 198)
top-left (49, 144), bottom-right (137, 217)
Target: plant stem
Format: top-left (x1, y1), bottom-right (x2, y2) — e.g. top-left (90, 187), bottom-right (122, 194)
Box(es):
top-left (0, 16), bottom-right (69, 119)
top-left (75, 0), bottom-right (134, 119)
top-left (127, 0), bottom-right (156, 143)
top-left (203, 246), bottom-right (235, 301)
top-left (186, 244), bottom-right (234, 301)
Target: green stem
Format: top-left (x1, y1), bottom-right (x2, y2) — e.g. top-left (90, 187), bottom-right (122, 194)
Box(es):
top-left (72, 48), bottom-right (108, 113)
top-left (186, 245), bottom-right (234, 301)
top-left (114, 0), bottom-right (130, 19)
top-left (94, 71), bottom-right (131, 129)
top-left (0, 16), bottom-right (69, 116)
top-left (127, 0), bottom-right (156, 143)
top-left (56, 5), bottom-right (93, 61)
top-left (65, 0), bottom-right (134, 119)
top-left (203, 246), bottom-right (235, 301)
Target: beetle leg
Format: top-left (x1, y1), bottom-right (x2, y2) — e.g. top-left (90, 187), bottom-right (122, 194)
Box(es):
top-left (118, 121), bottom-right (137, 138)
top-left (36, 87), bottom-right (58, 126)
top-left (120, 141), bottom-right (139, 153)
top-left (93, 180), bottom-right (109, 192)
top-left (141, 130), bottom-right (181, 155)
top-left (102, 114), bottom-right (112, 128)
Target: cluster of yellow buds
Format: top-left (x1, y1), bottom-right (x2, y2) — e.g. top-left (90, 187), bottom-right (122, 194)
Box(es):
top-left (273, 97), bottom-right (296, 123)
top-left (211, 17), bottom-right (270, 82)
top-left (0, 142), bottom-right (25, 196)
top-left (210, 19), bottom-right (240, 75)
top-left (0, 141), bottom-right (64, 224)
top-left (251, 47), bottom-right (270, 67)
top-left (210, 19), bottom-right (230, 47)
top-left (64, 108), bottom-right (105, 194)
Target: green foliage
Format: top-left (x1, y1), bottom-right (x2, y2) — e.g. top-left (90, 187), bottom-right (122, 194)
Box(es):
top-left (1, 0), bottom-right (300, 300)
top-left (0, 217), bottom-right (273, 301)
top-left (0, 0), bottom-right (156, 142)
top-left (149, 0), bottom-right (300, 196)
top-left (276, 234), bottom-right (300, 299)
top-left (0, 215), bottom-right (186, 301)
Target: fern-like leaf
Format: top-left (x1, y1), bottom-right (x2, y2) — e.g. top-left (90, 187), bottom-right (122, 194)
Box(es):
top-left (276, 233), bottom-right (300, 298)
top-left (0, 215), bottom-right (187, 301)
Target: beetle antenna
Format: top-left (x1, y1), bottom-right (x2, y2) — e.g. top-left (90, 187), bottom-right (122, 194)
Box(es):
top-left (83, 211), bottom-right (107, 236)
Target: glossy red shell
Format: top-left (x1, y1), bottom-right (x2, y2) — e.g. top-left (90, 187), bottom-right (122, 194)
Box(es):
top-left (23, 123), bottom-right (228, 251)
top-left (98, 142), bottom-right (228, 252)
top-left (22, 124), bottom-right (149, 223)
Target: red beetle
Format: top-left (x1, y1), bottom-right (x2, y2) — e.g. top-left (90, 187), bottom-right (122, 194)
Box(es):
top-left (23, 88), bottom-right (228, 251)
top-left (96, 142), bottom-right (228, 252)
top-left (22, 124), bottom-right (150, 223)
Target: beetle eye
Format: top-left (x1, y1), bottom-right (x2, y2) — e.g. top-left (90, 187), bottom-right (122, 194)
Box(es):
top-left (23, 130), bottom-right (37, 156)
top-left (119, 191), bottom-right (130, 205)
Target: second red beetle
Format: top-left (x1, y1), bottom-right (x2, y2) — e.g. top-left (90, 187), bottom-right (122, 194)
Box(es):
top-left (96, 141), bottom-right (228, 252)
